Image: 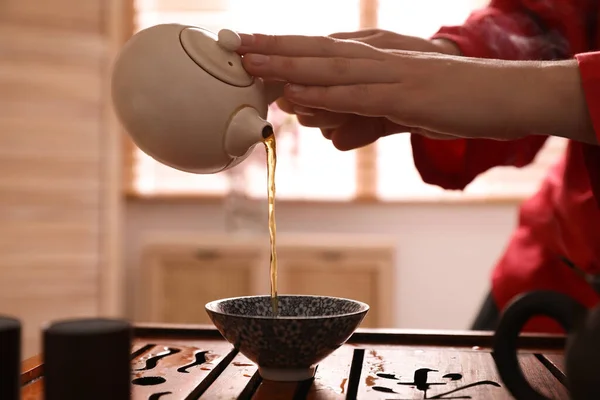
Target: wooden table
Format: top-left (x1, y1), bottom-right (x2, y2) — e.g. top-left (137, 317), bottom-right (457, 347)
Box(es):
top-left (21, 324), bottom-right (569, 399)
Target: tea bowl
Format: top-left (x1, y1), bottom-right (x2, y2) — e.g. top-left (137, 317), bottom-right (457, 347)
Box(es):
top-left (205, 295), bottom-right (369, 381)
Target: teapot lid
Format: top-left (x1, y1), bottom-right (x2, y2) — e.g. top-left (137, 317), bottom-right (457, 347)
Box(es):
top-left (180, 27), bottom-right (253, 87)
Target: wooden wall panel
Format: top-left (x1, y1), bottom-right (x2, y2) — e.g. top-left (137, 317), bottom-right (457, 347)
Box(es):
top-left (0, 0), bottom-right (104, 32)
top-left (0, 0), bottom-right (125, 358)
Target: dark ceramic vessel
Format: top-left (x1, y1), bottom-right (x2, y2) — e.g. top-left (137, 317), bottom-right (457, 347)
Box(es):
top-left (205, 295), bottom-right (369, 381)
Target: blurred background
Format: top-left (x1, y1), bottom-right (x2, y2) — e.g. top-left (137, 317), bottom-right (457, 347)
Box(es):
top-left (1, 0), bottom-right (567, 358)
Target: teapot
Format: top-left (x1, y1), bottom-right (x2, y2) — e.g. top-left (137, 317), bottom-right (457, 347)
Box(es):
top-left (111, 24), bottom-right (283, 174)
top-left (492, 260), bottom-right (600, 400)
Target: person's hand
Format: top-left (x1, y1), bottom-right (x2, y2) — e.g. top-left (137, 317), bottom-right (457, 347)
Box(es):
top-left (273, 29), bottom-right (458, 112)
top-left (327, 28), bottom-right (461, 54)
top-left (244, 34), bottom-right (597, 145)
top-left (237, 33), bottom-right (544, 145)
top-left (243, 30), bottom-right (459, 150)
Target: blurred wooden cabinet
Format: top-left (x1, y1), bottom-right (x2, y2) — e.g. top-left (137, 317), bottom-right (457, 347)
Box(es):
top-left (276, 245), bottom-right (393, 329)
top-left (139, 244), bottom-right (261, 325)
top-left (136, 234), bottom-right (396, 328)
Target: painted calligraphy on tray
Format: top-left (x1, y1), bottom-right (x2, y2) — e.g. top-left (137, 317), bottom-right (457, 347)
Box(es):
top-left (371, 367), bottom-right (501, 399)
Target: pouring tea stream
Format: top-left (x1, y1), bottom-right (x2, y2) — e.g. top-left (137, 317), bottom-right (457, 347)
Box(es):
top-left (111, 23), bottom-right (284, 313)
top-left (111, 25), bottom-right (370, 382)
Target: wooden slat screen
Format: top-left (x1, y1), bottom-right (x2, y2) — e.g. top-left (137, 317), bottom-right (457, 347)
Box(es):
top-left (355, 0), bottom-right (379, 201)
top-left (0, 0), bottom-right (125, 357)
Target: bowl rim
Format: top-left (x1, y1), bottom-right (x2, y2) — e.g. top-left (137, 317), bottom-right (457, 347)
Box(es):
top-left (205, 294), bottom-right (370, 320)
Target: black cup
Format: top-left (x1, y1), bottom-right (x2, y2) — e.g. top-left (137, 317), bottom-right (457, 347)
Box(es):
top-left (492, 290), bottom-right (589, 400)
top-left (0, 316), bottom-right (20, 400)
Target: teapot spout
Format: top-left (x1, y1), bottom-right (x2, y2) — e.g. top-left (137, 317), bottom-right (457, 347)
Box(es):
top-left (224, 106), bottom-right (273, 158)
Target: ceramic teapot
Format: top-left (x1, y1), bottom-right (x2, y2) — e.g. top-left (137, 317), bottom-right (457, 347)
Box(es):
top-left (111, 24), bottom-right (283, 174)
top-left (492, 263), bottom-right (600, 400)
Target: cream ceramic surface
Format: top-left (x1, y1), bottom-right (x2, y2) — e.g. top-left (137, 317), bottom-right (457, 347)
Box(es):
top-left (111, 24), bottom-right (279, 174)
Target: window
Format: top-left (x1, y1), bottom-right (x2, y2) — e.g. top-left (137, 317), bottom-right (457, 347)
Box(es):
top-left (126, 0), bottom-right (568, 202)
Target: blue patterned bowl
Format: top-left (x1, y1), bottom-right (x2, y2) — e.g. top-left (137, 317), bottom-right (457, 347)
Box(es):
top-left (205, 295), bottom-right (369, 381)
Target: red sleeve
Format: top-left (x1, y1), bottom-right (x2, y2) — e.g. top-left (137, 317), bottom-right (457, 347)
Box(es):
top-left (575, 52), bottom-right (600, 144)
top-left (577, 52), bottom-right (600, 205)
top-left (411, 0), bottom-right (583, 190)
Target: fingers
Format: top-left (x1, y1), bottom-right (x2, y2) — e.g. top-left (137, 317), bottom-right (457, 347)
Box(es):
top-left (294, 106), bottom-right (350, 128)
top-left (321, 128), bottom-right (335, 140)
top-left (328, 117), bottom-right (386, 151)
top-left (275, 98), bottom-right (296, 114)
top-left (243, 55), bottom-right (396, 85)
top-left (275, 100), bottom-right (348, 130)
top-left (331, 31), bottom-right (437, 53)
top-left (276, 98), bottom-right (378, 149)
top-left (264, 80), bottom-right (286, 103)
top-left (328, 30), bottom-right (402, 48)
top-left (274, 98), bottom-right (350, 137)
top-left (414, 129), bottom-right (458, 140)
top-left (328, 29), bottom-right (380, 39)
top-left (354, 32), bottom-right (396, 48)
top-left (283, 83), bottom-right (401, 117)
top-left (237, 33), bottom-right (381, 58)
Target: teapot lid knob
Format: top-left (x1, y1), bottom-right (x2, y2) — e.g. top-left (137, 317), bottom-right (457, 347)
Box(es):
top-left (180, 26), bottom-right (252, 87)
top-left (217, 29), bottom-right (242, 52)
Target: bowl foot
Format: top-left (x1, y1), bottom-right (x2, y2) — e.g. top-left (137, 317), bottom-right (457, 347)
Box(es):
top-left (258, 366), bottom-right (316, 382)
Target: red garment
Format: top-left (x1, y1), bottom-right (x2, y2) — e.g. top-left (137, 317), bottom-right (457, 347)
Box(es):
top-left (412, 0), bottom-right (600, 333)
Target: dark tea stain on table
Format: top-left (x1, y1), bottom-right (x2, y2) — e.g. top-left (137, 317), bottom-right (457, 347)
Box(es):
top-left (372, 385), bottom-right (397, 394)
top-left (397, 368), bottom-right (445, 391)
top-left (365, 375), bottom-right (377, 387)
top-left (430, 380), bottom-right (501, 399)
top-left (132, 376), bottom-right (166, 386)
top-left (177, 350), bottom-right (208, 373)
top-left (134, 347), bottom-right (181, 371)
top-left (181, 347), bottom-right (238, 399)
top-left (376, 373), bottom-right (398, 380)
top-left (339, 377), bottom-right (348, 394)
top-left (148, 391), bottom-right (172, 400)
top-left (368, 349), bottom-right (385, 375)
top-left (443, 373), bottom-right (463, 381)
